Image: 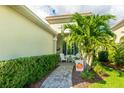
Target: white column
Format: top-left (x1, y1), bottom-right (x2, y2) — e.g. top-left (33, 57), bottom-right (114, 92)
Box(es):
top-left (60, 25), bottom-right (64, 53)
top-left (53, 36), bottom-right (57, 53)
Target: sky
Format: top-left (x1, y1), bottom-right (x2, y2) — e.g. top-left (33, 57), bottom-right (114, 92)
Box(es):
top-left (27, 5), bottom-right (124, 26)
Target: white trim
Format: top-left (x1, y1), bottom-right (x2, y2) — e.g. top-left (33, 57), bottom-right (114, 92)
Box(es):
top-left (111, 19), bottom-right (124, 31)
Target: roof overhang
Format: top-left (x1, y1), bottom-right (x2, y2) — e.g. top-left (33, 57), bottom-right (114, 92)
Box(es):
top-left (9, 5), bottom-right (57, 36)
top-left (46, 12), bottom-right (92, 24)
top-left (111, 19), bottom-right (124, 31)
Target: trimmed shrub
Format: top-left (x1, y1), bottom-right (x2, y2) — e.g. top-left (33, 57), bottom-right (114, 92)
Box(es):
top-left (98, 51), bottom-right (109, 62)
top-left (0, 54), bottom-right (59, 88)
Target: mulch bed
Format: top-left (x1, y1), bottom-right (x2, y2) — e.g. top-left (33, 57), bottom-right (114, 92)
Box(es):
top-left (72, 66), bottom-right (90, 88)
top-left (24, 65), bottom-right (59, 88)
top-left (72, 66), bottom-right (106, 88)
top-left (102, 62), bottom-right (124, 72)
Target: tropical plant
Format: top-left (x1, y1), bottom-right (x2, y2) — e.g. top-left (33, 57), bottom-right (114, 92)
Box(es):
top-left (64, 13), bottom-right (116, 69)
top-left (120, 36), bottom-right (124, 43)
top-left (107, 45), bottom-right (117, 62)
top-left (98, 51), bottom-right (109, 62)
top-left (80, 69), bottom-right (94, 80)
top-left (115, 42), bottom-right (124, 65)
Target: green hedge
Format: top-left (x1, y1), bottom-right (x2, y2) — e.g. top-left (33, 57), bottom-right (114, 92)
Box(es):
top-left (0, 54), bottom-right (59, 88)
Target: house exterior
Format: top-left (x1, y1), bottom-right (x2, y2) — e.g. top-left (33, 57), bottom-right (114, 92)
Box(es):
top-left (46, 12), bottom-right (92, 55)
top-left (111, 20), bottom-right (124, 43)
top-left (0, 5), bottom-right (57, 60)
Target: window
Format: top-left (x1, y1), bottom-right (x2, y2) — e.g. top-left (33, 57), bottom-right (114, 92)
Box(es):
top-left (63, 41), bottom-right (78, 55)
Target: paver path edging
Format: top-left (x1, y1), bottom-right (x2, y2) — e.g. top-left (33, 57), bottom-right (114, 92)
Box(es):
top-left (40, 63), bottom-right (74, 88)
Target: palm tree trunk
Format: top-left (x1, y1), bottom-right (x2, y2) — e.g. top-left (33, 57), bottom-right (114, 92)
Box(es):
top-left (85, 53), bottom-right (93, 70)
top-left (89, 54), bottom-right (93, 66)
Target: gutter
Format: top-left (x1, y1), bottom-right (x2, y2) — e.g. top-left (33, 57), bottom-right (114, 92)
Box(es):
top-left (9, 5), bottom-right (57, 36)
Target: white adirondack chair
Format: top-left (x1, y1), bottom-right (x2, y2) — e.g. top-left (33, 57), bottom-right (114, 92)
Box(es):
top-left (76, 53), bottom-right (80, 59)
top-left (60, 53), bottom-right (67, 62)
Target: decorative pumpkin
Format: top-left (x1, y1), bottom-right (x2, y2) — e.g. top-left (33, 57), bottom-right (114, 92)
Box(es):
top-left (76, 63), bottom-right (83, 69)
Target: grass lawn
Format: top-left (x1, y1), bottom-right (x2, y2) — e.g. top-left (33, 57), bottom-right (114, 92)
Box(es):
top-left (89, 63), bottom-right (124, 88)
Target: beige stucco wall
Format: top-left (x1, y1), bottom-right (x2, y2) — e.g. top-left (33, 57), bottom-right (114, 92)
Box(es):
top-left (0, 6), bottom-right (55, 60)
top-left (113, 26), bottom-right (124, 43)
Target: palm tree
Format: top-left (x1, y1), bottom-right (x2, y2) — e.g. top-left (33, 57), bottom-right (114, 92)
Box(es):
top-left (64, 13), bottom-right (116, 69)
